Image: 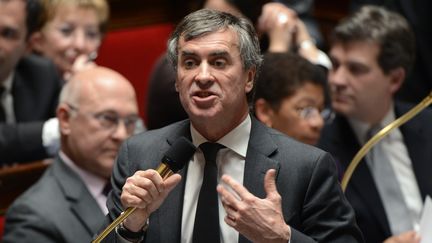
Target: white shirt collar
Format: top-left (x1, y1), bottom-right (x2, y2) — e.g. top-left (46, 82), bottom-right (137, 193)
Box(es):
top-left (190, 114), bottom-right (251, 157)
top-left (348, 106), bottom-right (396, 144)
top-left (1, 71), bottom-right (14, 94)
top-left (59, 151), bottom-right (108, 198)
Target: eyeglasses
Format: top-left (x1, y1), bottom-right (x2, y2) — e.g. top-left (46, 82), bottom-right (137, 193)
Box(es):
top-left (67, 104), bottom-right (139, 135)
top-left (296, 106), bottom-right (334, 123)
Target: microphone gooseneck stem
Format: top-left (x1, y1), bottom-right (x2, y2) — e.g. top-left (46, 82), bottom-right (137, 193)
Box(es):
top-left (92, 163), bottom-right (173, 243)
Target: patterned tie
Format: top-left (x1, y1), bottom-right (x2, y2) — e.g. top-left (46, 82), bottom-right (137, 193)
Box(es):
top-left (367, 126), bottom-right (413, 235)
top-left (0, 86), bottom-right (5, 122)
top-left (193, 142), bottom-right (225, 243)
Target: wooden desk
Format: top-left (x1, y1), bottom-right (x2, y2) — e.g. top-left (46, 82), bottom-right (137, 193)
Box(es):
top-left (0, 160), bottom-right (52, 215)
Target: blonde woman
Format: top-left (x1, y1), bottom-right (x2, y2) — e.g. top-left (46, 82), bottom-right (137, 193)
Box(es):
top-left (30, 0), bottom-right (109, 79)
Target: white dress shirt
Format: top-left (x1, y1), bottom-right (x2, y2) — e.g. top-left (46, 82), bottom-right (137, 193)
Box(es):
top-left (60, 151), bottom-right (109, 215)
top-left (1, 71), bottom-right (16, 124)
top-left (181, 115), bottom-right (251, 243)
top-left (349, 108), bottom-right (423, 230)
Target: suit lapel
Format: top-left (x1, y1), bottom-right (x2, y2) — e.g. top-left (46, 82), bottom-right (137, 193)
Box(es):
top-left (243, 117), bottom-right (280, 198)
top-left (11, 71), bottom-right (32, 121)
top-left (53, 157), bottom-right (105, 235)
top-left (157, 121), bottom-right (192, 242)
top-left (331, 116), bottom-right (391, 235)
top-left (239, 118), bottom-right (280, 243)
top-left (396, 103), bottom-right (432, 199)
top-left (157, 165), bottom-right (188, 242)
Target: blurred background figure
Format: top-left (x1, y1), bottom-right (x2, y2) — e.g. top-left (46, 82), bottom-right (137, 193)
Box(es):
top-left (319, 6), bottom-right (430, 243)
top-left (0, 0), bottom-right (63, 164)
top-left (30, 0), bottom-right (109, 80)
top-left (256, 1), bottom-right (327, 66)
top-left (3, 66), bottom-right (139, 243)
top-left (274, 0), bottom-right (323, 47)
top-left (146, 0), bottom-right (329, 130)
top-left (254, 52), bottom-right (330, 145)
top-left (350, 0), bottom-right (432, 105)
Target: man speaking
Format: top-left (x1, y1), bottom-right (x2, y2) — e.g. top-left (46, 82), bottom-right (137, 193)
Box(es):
top-left (104, 9), bottom-right (363, 243)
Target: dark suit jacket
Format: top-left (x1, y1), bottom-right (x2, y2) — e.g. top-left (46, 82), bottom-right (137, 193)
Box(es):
top-left (318, 102), bottom-right (432, 243)
top-left (104, 117), bottom-right (363, 242)
top-left (3, 156), bottom-right (106, 243)
top-left (0, 54), bottom-right (63, 164)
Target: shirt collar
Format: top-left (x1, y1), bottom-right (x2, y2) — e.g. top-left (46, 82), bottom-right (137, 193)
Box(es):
top-left (1, 71), bottom-right (14, 95)
top-left (59, 151), bottom-right (108, 197)
top-left (348, 106), bottom-right (396, 144)
top-left (190, 114), bottom-right (251, 157)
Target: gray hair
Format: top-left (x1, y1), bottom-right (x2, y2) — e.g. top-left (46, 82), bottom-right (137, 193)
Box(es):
top-left (58, 78), bottom-right (81, 107)
top-left (167, 8), bottom-right (263, 102)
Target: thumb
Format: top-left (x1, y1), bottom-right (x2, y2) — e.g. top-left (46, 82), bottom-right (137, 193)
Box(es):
top-left (264, 169), bottom-right (279, 200)
top-left (163, 174), bottom-right (182, 195)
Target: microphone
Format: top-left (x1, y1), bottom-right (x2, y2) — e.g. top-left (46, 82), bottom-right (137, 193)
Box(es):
top-left (93, 137), bottom-right (196, 243)
top-left (156, 137), bottom-right (197, 179)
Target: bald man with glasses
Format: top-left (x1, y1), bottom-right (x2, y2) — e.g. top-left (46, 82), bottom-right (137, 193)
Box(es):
top-left (3, 66), bottom-right (139, 243)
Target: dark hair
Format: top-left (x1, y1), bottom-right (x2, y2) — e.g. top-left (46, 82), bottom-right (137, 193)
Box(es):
top-left (0, 0), bottom-right (42, 39)
top-left (226, 0), bottom-right (269, 25)
top-left (254, 52), bottom-right (327, 111)
top-left (167, 8), bottom-right (263, 103)
top-left (25, 0), bottom-right (44, 38)
top-left (331, 5), bottom-right (415, 74)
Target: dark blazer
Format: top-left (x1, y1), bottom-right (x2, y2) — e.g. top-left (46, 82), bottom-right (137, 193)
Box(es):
top-left (318, 102), bottom-right (432, 243)
top-left (3, 156), bottom-right (106, 243)
top-left (104, 117), bottom-right (363, 242)
top-left (0, 54), bottom-right (63, 164)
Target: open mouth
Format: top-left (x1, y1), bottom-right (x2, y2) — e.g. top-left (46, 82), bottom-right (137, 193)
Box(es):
top-left (195, 91), bottom-right (214, 98)
top-left (191, 90), bottom-right (218, 108)
top-left (193, 90), bottom-right (218, 98)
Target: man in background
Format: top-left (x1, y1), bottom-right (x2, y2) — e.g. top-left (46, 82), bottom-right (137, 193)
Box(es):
top-left (319, 6), bottom-right (431, 243)
top-left (0, 0), bottom-right (63, 164)
top-left (3, 66), bottom-right (139, 243)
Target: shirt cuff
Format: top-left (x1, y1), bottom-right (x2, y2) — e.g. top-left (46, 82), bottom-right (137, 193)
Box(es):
top-left (115, 225), bottom-right (144, 243)
top-left (42, 117), bottom-right (60, 156)
top-left (314, 49), bottom-right (332, 70)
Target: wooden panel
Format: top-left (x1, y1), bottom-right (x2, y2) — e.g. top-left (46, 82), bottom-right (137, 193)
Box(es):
top-left (107, 0), bottom-right (202, 30)
top-left (106, 0), bottom-right (351, 48)
top-left (0, 160), bottom-right (52, 215)
top-left (313, 0), bottom-right (351, 50)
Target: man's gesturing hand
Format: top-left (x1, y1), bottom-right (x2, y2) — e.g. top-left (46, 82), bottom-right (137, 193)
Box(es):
top-left (217, 169), bottom-right (291, 243)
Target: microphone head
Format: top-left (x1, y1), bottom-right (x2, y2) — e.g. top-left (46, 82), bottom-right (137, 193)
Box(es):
top-left (162, 137), bottom-right (196, 173)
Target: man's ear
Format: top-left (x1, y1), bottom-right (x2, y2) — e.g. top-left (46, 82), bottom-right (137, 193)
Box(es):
top-left (245, 67), bottom-right (255, 93)
top-left (254, 98), bottom-right (275, 127)
top-left (175, 78), bottom-right (179, 92)
top-left (27, 31), bottom-right (44, 54)
top-left (388, 67), bottom-right (405, 95)
top-left (57, 104), bottom-right (72, 135)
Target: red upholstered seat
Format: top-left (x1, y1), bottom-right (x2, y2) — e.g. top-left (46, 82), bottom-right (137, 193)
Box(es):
top-left (0, 216), bottom-right (4, 240)
top-left (96, 23), bottom-right (174, 122)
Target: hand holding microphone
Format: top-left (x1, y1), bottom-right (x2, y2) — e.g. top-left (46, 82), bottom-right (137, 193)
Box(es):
top-left (93, 137), bottom-right (196, 242)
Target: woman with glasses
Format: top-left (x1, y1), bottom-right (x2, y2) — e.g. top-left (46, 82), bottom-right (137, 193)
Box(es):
top-left (29, 0), bottom-right (109, 80)
top-left (254, 52), bottom-right (332, 145)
